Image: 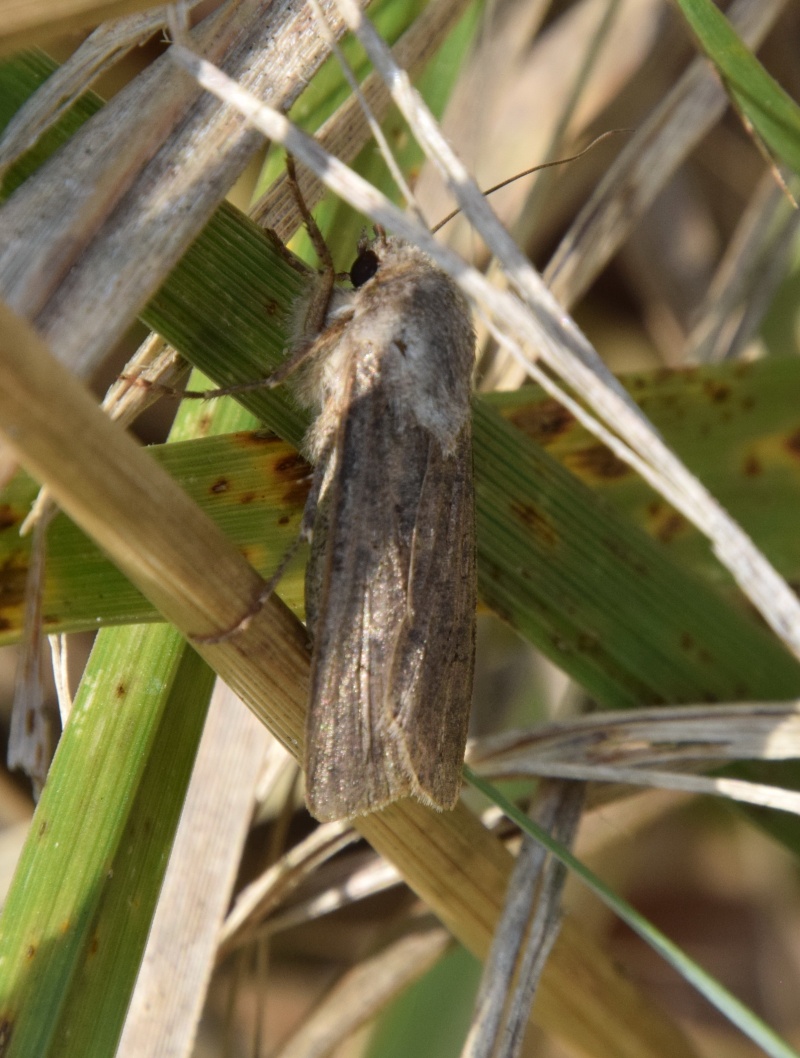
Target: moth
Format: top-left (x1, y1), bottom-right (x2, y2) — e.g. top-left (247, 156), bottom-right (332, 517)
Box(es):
top-left (292, 232), bottom-right (477, 821)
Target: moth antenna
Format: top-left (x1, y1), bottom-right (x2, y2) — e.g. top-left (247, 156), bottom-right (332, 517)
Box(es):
top-left (307, 0), bottom-right (427, 229)
top-left (431, 129), bottom-right (632, 234)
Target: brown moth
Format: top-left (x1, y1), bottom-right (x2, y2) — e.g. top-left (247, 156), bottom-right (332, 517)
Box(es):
top-left (293, 232), bottom-right (476, 821)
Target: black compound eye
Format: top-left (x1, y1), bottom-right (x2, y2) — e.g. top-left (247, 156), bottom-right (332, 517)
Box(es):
top-left (349, 249), bottom-right (380, 288)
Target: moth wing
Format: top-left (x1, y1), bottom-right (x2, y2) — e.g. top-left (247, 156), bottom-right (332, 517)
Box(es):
top-left (389, 424), bottom-right (475, 810)
top-left (304, 378), bottom-right (475, 821)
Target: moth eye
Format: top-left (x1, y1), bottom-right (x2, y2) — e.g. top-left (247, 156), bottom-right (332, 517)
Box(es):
top-left (350, 249), bottom-right (380, 288)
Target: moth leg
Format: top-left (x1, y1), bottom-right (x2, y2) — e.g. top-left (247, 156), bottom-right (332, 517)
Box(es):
top-left (178, 157), bottom-right (340, 401)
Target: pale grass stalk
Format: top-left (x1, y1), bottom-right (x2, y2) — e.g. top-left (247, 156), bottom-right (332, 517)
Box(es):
top-left (306, 0), bottom-right (423, 222)
top-left (254, 852), bottom-right (401, 937)
top-left (117, 684), bottom-right (273, 1058)
top-left (462, 783), bottom-right (583, 1058)
top-left (469, 702), bottom-right (800, 764)
top-left (47, 634), bottom-right (72, 724)
top-left (486, 766), bottom-right (800, 816)
top-left (685, 173), bottom-right (800, 363)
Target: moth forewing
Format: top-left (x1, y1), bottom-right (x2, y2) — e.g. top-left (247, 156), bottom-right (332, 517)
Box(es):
top-left (297, 237), bottom-right (476, 821)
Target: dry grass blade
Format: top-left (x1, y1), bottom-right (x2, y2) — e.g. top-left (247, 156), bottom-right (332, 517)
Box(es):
top-left (218, 818), bottom-right (359, 957)
top-left (117, 684), bottom-right (273, 1058)
top-left (0, 6), bottom-right (188, 172)
top-left (544, 0), bottom-right (790, 309)
top-left (0, 0), bottom-right (168, 55)
top-left (245, 848), bottom-right (402, 939)
top-left (0, 298), bottom-right (311, 730)
top-left (470, 702), bottom-right (800, 769)
top-left (469, 703), bottom-right (800, 813)
top-left (0, 302), bottom-right (694, 1058)
top-left (0, 0), bottom-right (352, 376)
top-left (275, 924), bottom-right (452, 1058)
top-left (101, 331), bottom-right (188, 425)
top-left (462, 782), bottom-right (584, 1058)
top-left (685, 172), bottom-right (800, 363)
top-left (251, 0), bottom-right (470, 236)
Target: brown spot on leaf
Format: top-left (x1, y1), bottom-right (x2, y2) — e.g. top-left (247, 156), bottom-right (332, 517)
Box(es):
top-left (210, 478), bottom-right (229, 494)
top-left (679, 632), bottom-right (713, 666)
top-left (740, 395), bottom-right (756, 412)
top-left (576, 631), bottom-right (600, 654)
top-left (38, 819), bottom-right (48, 838)
top-left (742, 454), bottom-right (761, 477)
top-left (510, 502), bottom-right (558, 548)
top-left (25, 946), bottom-right (36, 960)
top-left (284, 479), bottom-right (312, 511)
top-left (240, 491), bottom-right (256, 505)
top-left (785, 428), bottom-right (800, 458)
top-left (602, 537), bottom-right (648, 577)
top-left (649, 507), bottom-right (688, 545)
top-left (0, 506), bottom-right (19, 531)
top-left (0, 560), bottom-right (28, 612)
top-left (549, 632), bottom-right (572, 656)
top-left (509, 399), bottom-right (574, 444)
top-left (569, 444), bottom-right (630, 480)
top-left (703, 380), bottom-right (730, 403)
top-left (274, 452), bottom-right (309, 477)
top-left (0, 1015), bottom-right (14, 1051)
top-left (89, 936), bottom-right (99, 956)
top-left (115, 683), bottom-right (127, 698)
top-left (242, 429), bottom-right (278, 448)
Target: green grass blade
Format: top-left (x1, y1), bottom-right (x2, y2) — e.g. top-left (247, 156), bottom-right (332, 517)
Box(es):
top-left (491, 356), bottom-right (800, 613)
top-left (0, 625), bottom-right (213, 1057)
top-left (672, 0), bottom-right (800, 174)
top-left (5, 363), bottom-right (800, 700)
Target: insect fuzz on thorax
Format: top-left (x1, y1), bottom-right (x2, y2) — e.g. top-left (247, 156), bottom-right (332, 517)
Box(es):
top-left (290, 232), bottom-right (477, 822)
